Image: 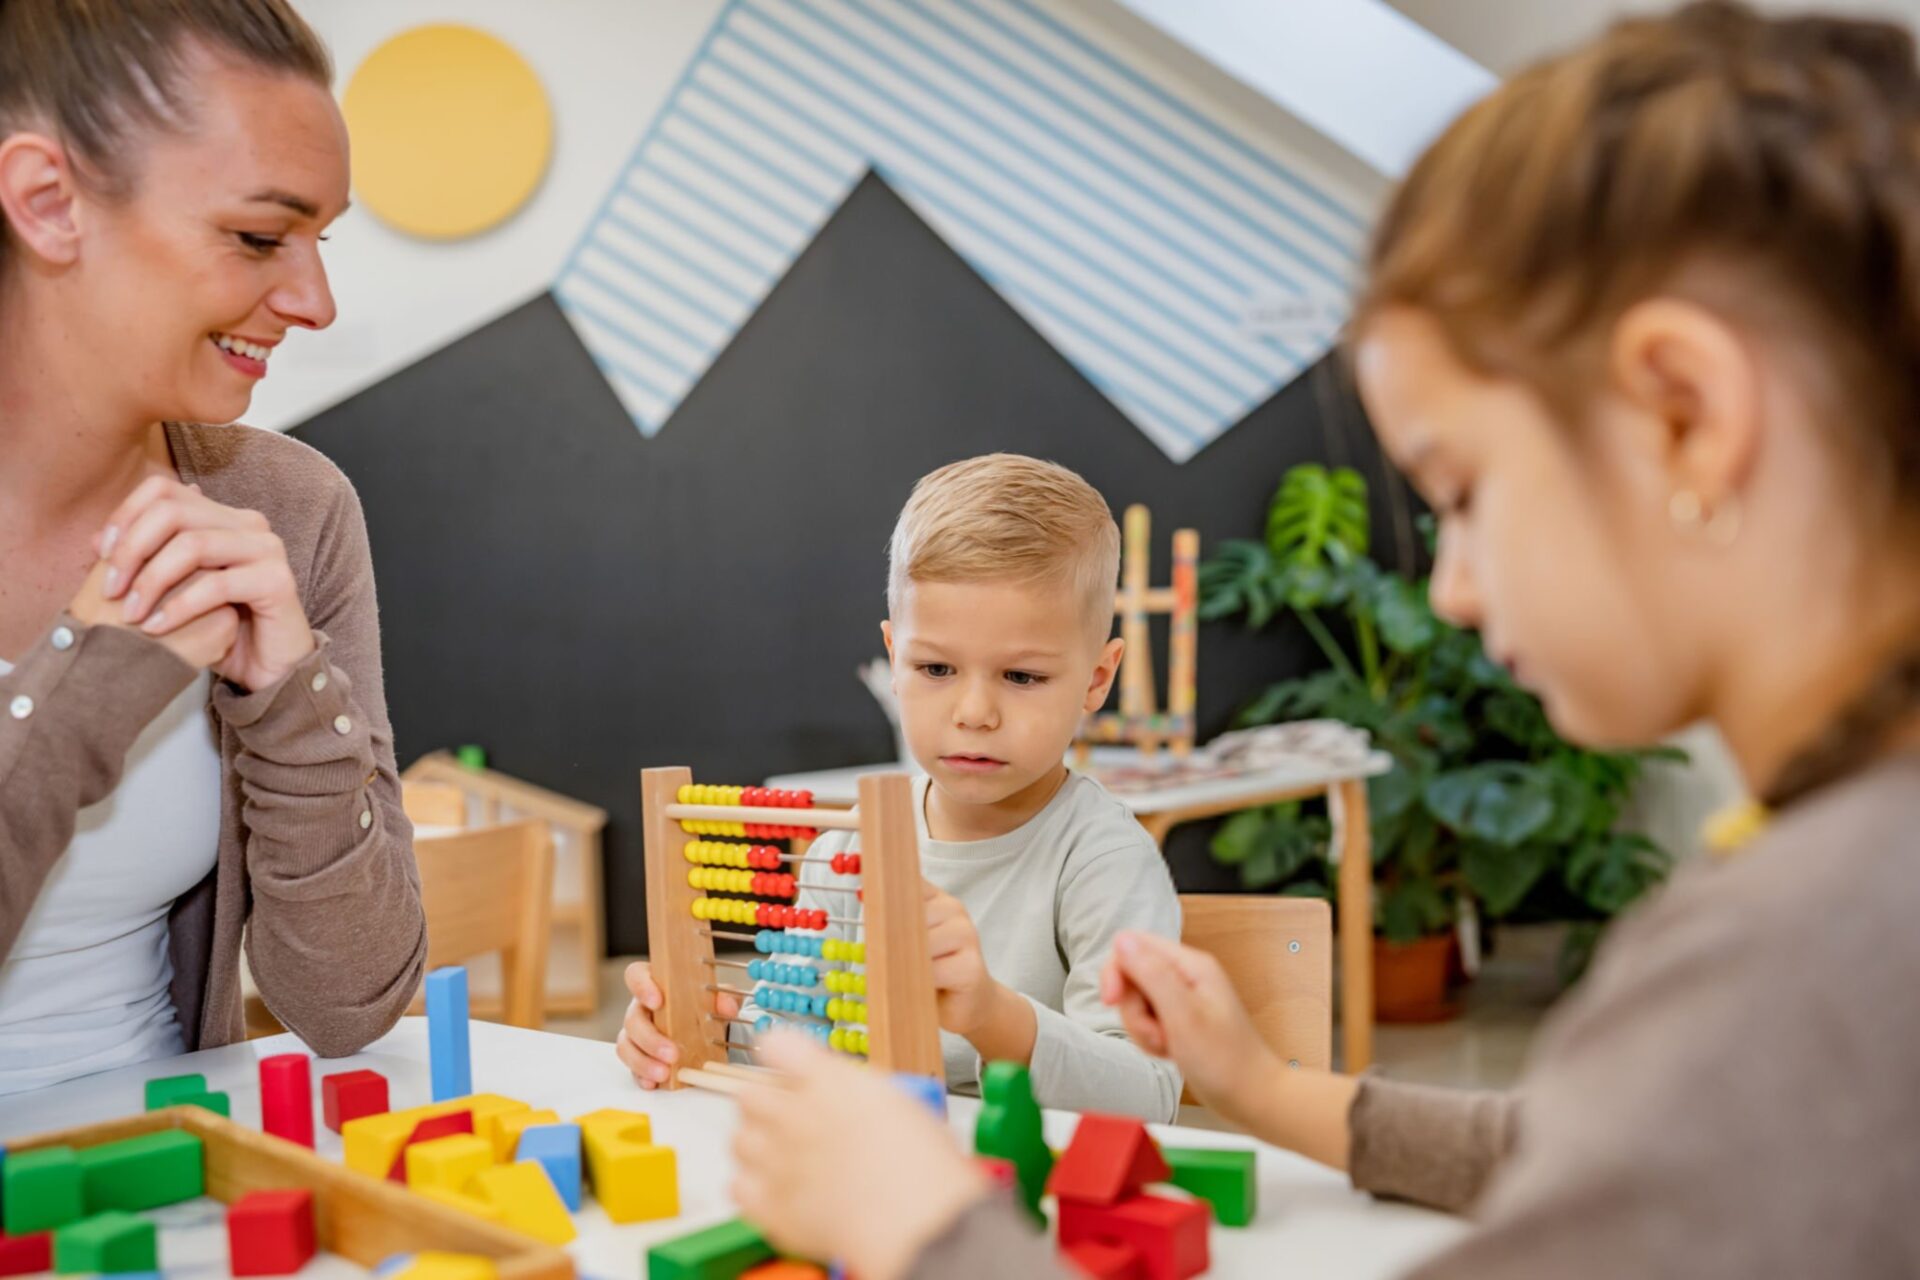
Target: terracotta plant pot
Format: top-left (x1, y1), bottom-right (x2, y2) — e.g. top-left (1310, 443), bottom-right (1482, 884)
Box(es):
top-left (1373, 933), bottom-right (1461, 1023)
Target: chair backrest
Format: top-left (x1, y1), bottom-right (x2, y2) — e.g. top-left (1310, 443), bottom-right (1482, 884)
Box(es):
top-left (1178, 894), bottom-right (1332, 1072)
top-left (403, 780), bottom-right (469, 829)
top-left (415, 820), bottom-right (554, 1029)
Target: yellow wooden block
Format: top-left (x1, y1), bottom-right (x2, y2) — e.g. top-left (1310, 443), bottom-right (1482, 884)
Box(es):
top-left (575, 1107), bottom-right (653, 1145)
top-left (414, 1185), bottom-right (505, 1223)
top-left (465, 1096), bottom-right (531, 1150)
top-left (342, 1094), bottom-right (527, 1177)
top-left (406, 1133), bottom-right (494, 1192)
top-left (473, 1162), bottom-right (576, 1245)
top-left (580, 1121), bottom-right (678, 1224)
top-left (492, 1108), bottom-right (560, 1162)
top-left (393, 1251), bottom-right (498, 1280)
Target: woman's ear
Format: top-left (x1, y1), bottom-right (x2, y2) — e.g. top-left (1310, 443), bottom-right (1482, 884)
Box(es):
top-left (0, 132), bottom-right (82, 267)
top-left (1609, 297), bottom-right (1762, 511)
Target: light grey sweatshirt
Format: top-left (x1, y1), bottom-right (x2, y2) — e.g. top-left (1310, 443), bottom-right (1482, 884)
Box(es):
top-left (740, 773), bottom-right (1183, 1120)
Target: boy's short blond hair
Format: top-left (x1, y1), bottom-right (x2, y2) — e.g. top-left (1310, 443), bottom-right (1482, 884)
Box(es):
top-left (888, 454), bottom-right (1120, 646)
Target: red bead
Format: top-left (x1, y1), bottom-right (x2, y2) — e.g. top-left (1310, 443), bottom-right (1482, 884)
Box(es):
top-left (830, 853), bottom-right (844, 875)
top-left (857, 889), bottom-right (865, 904)
top-left (811, 909), bottom-right (828, 930)
top-left (849, 855), bottom-right (862, 874)
top-left (797, 790), bottom-right (815, 807)
top-left (228, 1189), bottom-right (316, 1276)
top-left (782, 874), bottom-right (797, 897)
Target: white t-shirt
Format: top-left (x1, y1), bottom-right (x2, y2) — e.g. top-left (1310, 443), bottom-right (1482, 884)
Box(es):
top-left (0, 658), bottom-right (222, 1095)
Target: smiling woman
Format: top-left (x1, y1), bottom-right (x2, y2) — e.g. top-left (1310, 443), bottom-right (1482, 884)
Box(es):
top-left (0, 0), bottom-right (425, 1091)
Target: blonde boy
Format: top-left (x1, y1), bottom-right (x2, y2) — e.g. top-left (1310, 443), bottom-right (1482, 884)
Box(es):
top-left (619, 455), bottom-right (1182, 1120)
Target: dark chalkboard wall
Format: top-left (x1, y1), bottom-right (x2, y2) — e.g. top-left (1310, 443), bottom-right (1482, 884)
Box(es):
top-left (294, 174), bottom-right (1410, 954)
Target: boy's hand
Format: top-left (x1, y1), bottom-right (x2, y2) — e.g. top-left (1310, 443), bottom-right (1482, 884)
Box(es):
top-left (1100, 930), bottom-right (1279, 1125)
top-left (615, 960), bottom-right (739, 1089)
top-left (733, 1031), bottom-right (987, 1280)
top-left (925, 880), bottom-right (1038, 1063)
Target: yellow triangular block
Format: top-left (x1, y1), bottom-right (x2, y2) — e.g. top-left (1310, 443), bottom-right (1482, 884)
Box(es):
top-left (473, 1161), bottom-right (576, 1245)
top-left (414, 1184), bottom-right (506, 1223)
top-left (341, 1094), bottom-right (526, 1178)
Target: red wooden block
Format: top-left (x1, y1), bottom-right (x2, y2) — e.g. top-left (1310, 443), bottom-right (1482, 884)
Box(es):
top-left (1048, 1115), bottom-right (1171, 1207)
top-left (386, 1110), bottom-right (474, 1182)
top-left (259, 1053), bottom-right (314, 1148)
top-left (1062, 1240), bottom-right (1144, 1280)
top-left (1058, 1194), bottom-right (1209, 1280)
top-left (228, 1188), bottom-right (316, 1276)
top-left (740, 1264), bottom-right (828, 1280)
top-left (0, 1232), bottom-right (53, 1277)
top-left (321, 1069), bottom-right (390, 1133)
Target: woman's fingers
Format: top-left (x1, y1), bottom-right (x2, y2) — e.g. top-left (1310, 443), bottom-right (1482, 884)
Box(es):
top-left (123, 529), bottom-right (278, 627)
top-left (100, 481), bottom-right (257, 601)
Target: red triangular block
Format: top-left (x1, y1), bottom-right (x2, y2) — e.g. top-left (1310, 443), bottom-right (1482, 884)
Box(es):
top-left (1047, 1115), bottom-right (1171, 1207)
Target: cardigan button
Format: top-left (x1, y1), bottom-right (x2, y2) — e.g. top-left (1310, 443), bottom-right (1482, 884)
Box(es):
top-left (333, 715), bottom-right (352, 735)
top-left (8, 695), bottom-right (32, 720)
top-left (50, 626), bottom-right (75, 651)
top-left (311, 671), bottom-right (328, 693)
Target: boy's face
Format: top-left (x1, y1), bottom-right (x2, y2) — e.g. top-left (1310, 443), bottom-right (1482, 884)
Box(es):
top-left (884, 578), bottom-right (1123, 812)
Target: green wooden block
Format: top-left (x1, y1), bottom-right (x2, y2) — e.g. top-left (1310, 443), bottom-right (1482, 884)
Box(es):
top-left (645, 1216), bottom-right (774, 1280)
top-left (175, 1090), bottom-right (230, 1118)
top-left (3, 1146), bottom-right (84, 1235)
top-left (78, 1131), bottom-right (204, 1213)
top-left (1162, 1146), bottom-right (1257, 1227)
top-left (976, 1062), bottom-right (1052, 1227)
top-left (143, 1074), bottom-right (208, 1111)
top-left (54, 1210), bottom-right (158, 1274)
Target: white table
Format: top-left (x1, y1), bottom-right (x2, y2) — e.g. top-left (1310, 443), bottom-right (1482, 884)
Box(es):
top-left (0, 1020), bottom-right (1463, 1278)
top-left (768, 747), bottom-right (1396, 1072)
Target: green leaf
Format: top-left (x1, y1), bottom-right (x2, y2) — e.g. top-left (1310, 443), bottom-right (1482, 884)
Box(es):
top-left (1265, 465), bottom-right (1370, 571)
top-left (1424, 763), bottom-right (1556, 846)
top-left (1209, 808), bottom-right (1270, 866)
top-left (1371, 575), bottom-right (1438, 655)
top-left (1461, 840), bottom-right (1552, 916)
top-left (1567, 834), bottom-right (1673, 914)
top-left (1378, 879), bottom-right (1451, 943)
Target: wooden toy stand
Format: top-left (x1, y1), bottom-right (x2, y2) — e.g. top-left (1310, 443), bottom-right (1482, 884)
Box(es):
top-left (1078, 504), bottom-right (1199, 761)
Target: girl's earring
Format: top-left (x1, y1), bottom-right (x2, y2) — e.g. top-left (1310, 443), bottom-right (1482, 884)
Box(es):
top-left (1669, 489), bottom-right (1741, 547)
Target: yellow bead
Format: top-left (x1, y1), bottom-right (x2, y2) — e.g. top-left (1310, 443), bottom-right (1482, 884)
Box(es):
top-left (855, 974), bottom-right (867, 996)
top-left (851, 942), bottom-right (866, 964)
top-left (829, 1028), bottom-right (845, 1052)
top-left (677, 785), bottom-right (692, 802)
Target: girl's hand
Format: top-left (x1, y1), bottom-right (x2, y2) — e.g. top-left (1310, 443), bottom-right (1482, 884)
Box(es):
top-left (68, 558), bottom-right (242, 672)
top-left (1100, 930), bottom-right (1281, 1126)
top-left (732, 1032), bottom-right (987, 1280)
top-left (94, 477), bottom-right (315, 692)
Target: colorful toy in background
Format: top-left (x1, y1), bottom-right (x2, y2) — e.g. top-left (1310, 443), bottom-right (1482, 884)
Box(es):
top-left (1075, 505), bottom-right (1200, 762)
top-left (639, 769), bottom-right (943, 1088)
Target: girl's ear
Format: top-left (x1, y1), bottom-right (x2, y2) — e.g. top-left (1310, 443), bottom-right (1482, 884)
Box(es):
top-left (0, 132), bottom-right (84, 267)
top-left (1609, 297), bottom-right (1763, 513)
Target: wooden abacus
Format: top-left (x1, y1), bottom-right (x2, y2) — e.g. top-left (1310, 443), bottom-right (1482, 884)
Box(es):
top-left (640, 768), bottom-right (942, 1091)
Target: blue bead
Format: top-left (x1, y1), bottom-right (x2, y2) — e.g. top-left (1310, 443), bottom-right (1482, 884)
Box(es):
top-left (755, 932), bottom-right (773, 954)
top-left (756, 1016), bottom-right (772, 1034)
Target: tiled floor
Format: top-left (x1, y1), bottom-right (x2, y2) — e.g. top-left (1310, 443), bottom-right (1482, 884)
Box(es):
top-left (546, 924), bottom-right (1568, 1095)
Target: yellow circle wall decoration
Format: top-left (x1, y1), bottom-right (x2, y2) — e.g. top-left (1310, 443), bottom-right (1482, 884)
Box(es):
top-left (343, 24), bottom-right (552, 240)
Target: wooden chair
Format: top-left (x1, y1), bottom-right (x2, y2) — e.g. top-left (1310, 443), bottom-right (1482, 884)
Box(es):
top-left (402, 780), bottom-right (469, 829)
top-left (1178, 894), bottom-right (1332, 1077)
top-left (415, 820), bottom-right (555, 1029)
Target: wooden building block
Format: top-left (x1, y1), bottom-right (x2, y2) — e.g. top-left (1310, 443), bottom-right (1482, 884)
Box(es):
top-left (2, 1146), bottom-right (82, 1235)
top-left (259, 1054), bottom-right (315, 1149)
top-left (389, 1113), bottom-right (474, 1184)
top-left (975, 1062), bottom-right (1052, 1226)
top-left (491, 1109), bottom-right (559, 1163)
top-left (463, 1096), bottom-right (531, 1152)
top-left (1048, 1116), bottom-right (1169, 1208)
top-left (78, 1130), bottom-right (204, 1212)
top-left (405, 1134), bottom-right (494, 1194)
top-left (142, 1074), bottom-right (206, 1111)
top-left (646, 1217), bottom-right (774, 1280)
top-left (1058, 1195), bottom-right (1209, 1280)
top-left (1160, 1147), bottom-right (1256, 1228)
top-left (342, 1095), bottom-right (521, 1178)
top-left (322, 1069), bottom-right (391, 1133)
top-left (413, 1186), bottom-right (505, 1224)
top-left (579, 1116), bottom-right (677, 1224)
top-left (0, 1231), bottom-right (52, 1277)
top-left (52, 1211), bottom-right (156, 1274)
top-left (174, 1091), bottom-right (230, 1118)
top-left (514, 1125), bottom-right (581, 1213)
top-left (471, 1163), bottom-right (575, 1246)
top-left (226, 1188), bottom-right (316, 1276)
top-left (740, 1263), bottom-right (828, 1279)
top-left (427, 967), bottom-right (474, 1102)
top-left (392, 1252), bottom-right (499, 1280)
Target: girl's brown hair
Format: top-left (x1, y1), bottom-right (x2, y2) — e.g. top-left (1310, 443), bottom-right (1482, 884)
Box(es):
top-left (1356, 0), bottom-right (1920, 513)
top-left (0, 0), bottom-right (330, 256)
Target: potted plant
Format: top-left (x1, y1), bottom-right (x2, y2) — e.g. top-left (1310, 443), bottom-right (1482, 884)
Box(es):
top-left (1200, 465), bottom-right (1680, 1018)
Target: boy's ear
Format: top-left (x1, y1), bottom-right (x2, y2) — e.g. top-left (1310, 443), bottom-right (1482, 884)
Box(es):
top-left (880, 619), bottom-right (895, 662)
top-left (1083, 637), bottom-right (1125, 714)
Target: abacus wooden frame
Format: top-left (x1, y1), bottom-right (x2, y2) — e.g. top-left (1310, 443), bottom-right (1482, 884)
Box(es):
top-left (640, 767), bottom-right (942, 1090)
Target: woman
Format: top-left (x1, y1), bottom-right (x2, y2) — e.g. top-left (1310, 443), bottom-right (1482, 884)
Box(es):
top-left (725, 5), bottom-right (1920, 1277)
top-left (0, 0), bottom-right (424, 1092)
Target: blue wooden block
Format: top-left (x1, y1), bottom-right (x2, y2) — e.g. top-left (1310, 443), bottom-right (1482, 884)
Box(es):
top-left (891, 1073), bottom-right (947, 1119)
top-left (425, 967), bottom-right (472, 1102)
top-left (516, 1123), bottom-right (582, 1213)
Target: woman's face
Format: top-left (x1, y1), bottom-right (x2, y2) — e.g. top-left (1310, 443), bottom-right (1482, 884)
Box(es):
top-left (76, 49), bottom-right (349, 426)
top-left (1355, 308), bottom-right (1703, 750)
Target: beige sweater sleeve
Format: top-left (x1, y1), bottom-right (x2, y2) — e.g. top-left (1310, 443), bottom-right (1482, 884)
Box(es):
top-left (1347, 1077), bottom-right (1521, 1212)
top-left (0, 623), bottom-right (197, 959)
top-left (218, 473), bottom-right (427, 1057)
